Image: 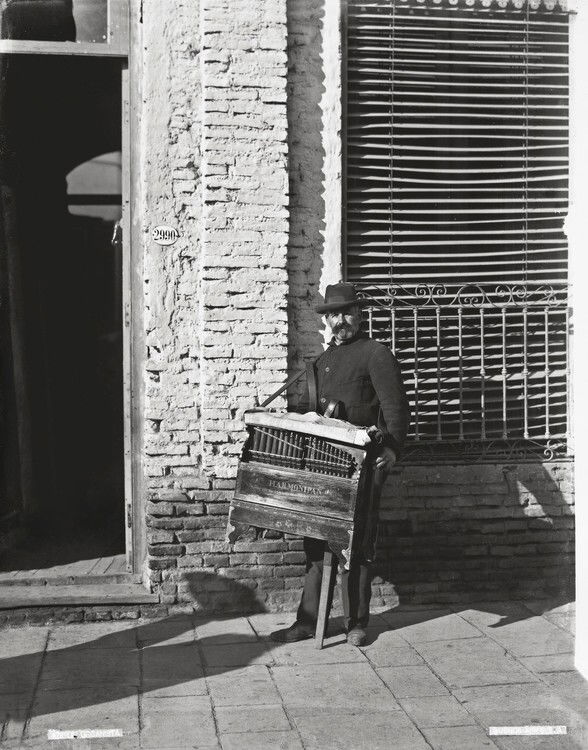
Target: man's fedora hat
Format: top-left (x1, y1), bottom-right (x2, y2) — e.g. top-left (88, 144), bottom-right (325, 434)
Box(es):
top-left (315, 282), bottom-right (366, 314)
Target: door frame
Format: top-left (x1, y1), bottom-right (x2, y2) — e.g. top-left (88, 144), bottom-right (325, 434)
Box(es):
top-left (0, 1), bottom-right (145, 578)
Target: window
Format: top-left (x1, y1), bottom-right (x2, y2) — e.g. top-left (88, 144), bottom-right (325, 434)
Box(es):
top-left (0, 0), bottom-right (127, 49)
top-left (345, 0), bottom-right (569, 462)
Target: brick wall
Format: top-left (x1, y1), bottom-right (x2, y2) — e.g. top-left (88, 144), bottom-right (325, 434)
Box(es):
top-left (141, 0), bottom-right (299, 609)
top-left (372, 462), bottom-right (575, 607)
top-left (137, 0), bottom-right (575, 612)
top-left (286, 0), bottom-right (326, 392)
top-left (140, 0), bottom-right (204, 600)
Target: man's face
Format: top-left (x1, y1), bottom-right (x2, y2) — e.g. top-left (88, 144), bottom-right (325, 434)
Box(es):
top-left (326, 305), bottom-right (361, 343)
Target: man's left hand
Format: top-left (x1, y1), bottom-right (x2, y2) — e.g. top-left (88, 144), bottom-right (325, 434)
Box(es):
top-left (375, 446), bottom-right (397, 472)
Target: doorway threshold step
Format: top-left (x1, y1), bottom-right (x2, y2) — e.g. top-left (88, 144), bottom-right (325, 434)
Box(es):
top-left (0, 572), bottom-right (143, 587)
top-left (0, 583), bottom-right (158, 608)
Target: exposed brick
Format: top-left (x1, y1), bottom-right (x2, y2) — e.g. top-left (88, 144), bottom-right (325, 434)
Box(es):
top-left (146, 502), bottom-right (175, 517)
top-left (149, 544), bottom-right (184, 557)
top-left (274, 565), bottom-right (305, 578)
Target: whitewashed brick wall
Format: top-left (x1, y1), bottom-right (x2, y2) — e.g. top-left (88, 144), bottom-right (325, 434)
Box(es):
top-left (200, 0), bottom-right (290, 478)
top-left (140, 0), bottom-right (295, 606)
top-left (141, 2), bottom-right (203, 494)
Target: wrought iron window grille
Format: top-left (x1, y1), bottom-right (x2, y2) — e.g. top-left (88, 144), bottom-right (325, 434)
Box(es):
top-left (358, 282), bottom-right (570, 463)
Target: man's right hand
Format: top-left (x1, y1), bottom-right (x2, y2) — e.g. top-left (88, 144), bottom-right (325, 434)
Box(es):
top-left (375, 446), bottom-right (397, 473)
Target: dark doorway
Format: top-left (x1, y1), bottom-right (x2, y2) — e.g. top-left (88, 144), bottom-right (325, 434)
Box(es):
top-left (0, 53), bottom-right (125, 572)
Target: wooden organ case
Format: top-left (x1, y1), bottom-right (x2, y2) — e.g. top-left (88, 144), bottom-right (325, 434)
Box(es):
top-left (226, 409), bottom-right (374, 568)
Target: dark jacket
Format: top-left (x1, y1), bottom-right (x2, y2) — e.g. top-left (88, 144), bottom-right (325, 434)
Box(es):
top-left (299, 333), bottom-right (410, 456)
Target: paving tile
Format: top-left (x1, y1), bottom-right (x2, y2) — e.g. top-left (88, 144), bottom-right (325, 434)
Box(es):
top-left (377, 665), bottom-right (449, 697)
top-left (452, 683), bottom-right (585, 737)
top-left (414, 637), bottom-right (539, 688)
top-left (456, 603), bottom-right (535, 630)
top-left (270, 635), bottom-right (366, 666)
top-left (16, 737), bottom-right (140, 750)
top-left (0, 693), bottom-right (29, 743)
top-left (215, 704), bottom-right (290, 734)
top-left (542, 669), bottom-right (588, 699)
top-left (201, 642), bottom-right (273, 668)
top-left (377, 603), bottom-right (451, 614)
top-left (27, 687), bottom-right (139, 746)
top-left (454, 682), bottom-right (573, 712)
top-left (519, 653), bottom-right (576, 674)
top-left (247, 613), bottom-right (298, 638)
top-left (0, 652), bottom-right (43, 696)
top-left (220, 730), bottom-right (304, 750)
top-left (422, 725), bottom-right (500, 749)
top-left (141, 676), bottom-right (208, 699)
top-left (272, 663), bottom-right (400, 711)
top-left (523, 599), bottom-right (575, 617)
top-left (361, 642), bottom-right (425, 668)
top-left (48, 622), bottom-right (138, 650)
top-left (292, 708), bottom-right (430, 749)
top-left (0, 627), bottom-right (48, 657)
top-left (398, 695), bottom-right (476, 728)
top-left (540, 670), bottom-right (588, 724)
top-left (382, 612), bottom-right (482, 644)
top-left (489, 732), bottom-right (586, 750)
top-left (135, 616), bottom-right (196, 647)
top-left (361, 613), bottom-right (399, 641)
top-left (543, 612), bottom-right (575, 636)
top-left (459, 612), bottom-right (574, 658)
top-left (379, 608), bottom-right (452, 630)
top-left (141, 695), bottom-right (217, 749)
top-left (195, 616), bottom-right (258, 645)
top-left (38, 647), bottom-right (140, 690)
top-left (356, 626), bottom-right (406, 650)
top-left (141, 643), bottom-right (202, 684)
top-left (206, 665), bottom-right (281, 706)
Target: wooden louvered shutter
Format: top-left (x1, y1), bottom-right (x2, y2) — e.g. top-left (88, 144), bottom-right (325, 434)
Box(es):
top-left (345, 0), bottom-right (569, 461)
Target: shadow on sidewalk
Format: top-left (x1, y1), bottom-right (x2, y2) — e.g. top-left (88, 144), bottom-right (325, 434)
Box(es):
top-left (360, 594), bottom-right (575, 648)
top-left (0, 572), bottom-right (276, 721)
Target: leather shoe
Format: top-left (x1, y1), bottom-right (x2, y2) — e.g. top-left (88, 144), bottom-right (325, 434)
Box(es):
top-left (270, 622), bottom-right (314, 643)
top-left (346, 627), bottom-right (367, 647)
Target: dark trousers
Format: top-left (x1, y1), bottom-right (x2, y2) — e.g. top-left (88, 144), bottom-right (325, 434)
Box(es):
top-left (296, 536), bottom-right (372, 631)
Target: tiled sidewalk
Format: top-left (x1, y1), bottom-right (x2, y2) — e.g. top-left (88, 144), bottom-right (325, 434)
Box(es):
top-left (0, 600), bottom-right (584, 749)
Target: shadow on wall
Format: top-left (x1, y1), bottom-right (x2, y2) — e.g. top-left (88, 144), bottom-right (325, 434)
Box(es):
top-left (374, 462), bottom-right (574, 607)
top-left (286, 0), bottom-right (328, 408)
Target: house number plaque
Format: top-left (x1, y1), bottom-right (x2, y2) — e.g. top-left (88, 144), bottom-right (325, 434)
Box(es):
top-left (152, 225), bottom-right (179, 246)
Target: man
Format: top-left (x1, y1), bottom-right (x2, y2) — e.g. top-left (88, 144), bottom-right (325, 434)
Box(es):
top-left (271, 282), bottom-right (409, 647)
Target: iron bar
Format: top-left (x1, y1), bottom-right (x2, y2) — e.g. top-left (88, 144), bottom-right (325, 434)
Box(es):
top-left (391, 307), bottom-right (396, 353)
top-left (502, 307), bottom-right (507, 440)
top-left (413, 307), bottom-right (419, 441)
top-left (566, 305), bottom-right (572, 448)
top-left (258, 425), bottom-right (268, 458)
top-left (544, 306), bottom-right (550, 439)
top-left (480, 308), bottom-right (486, 441)
top-left (458, 306), bottom-right (464, 441)
top-left (436, 306), bottom-right (442, 441)
top-left (523, 306), bottom-right (529, 439)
